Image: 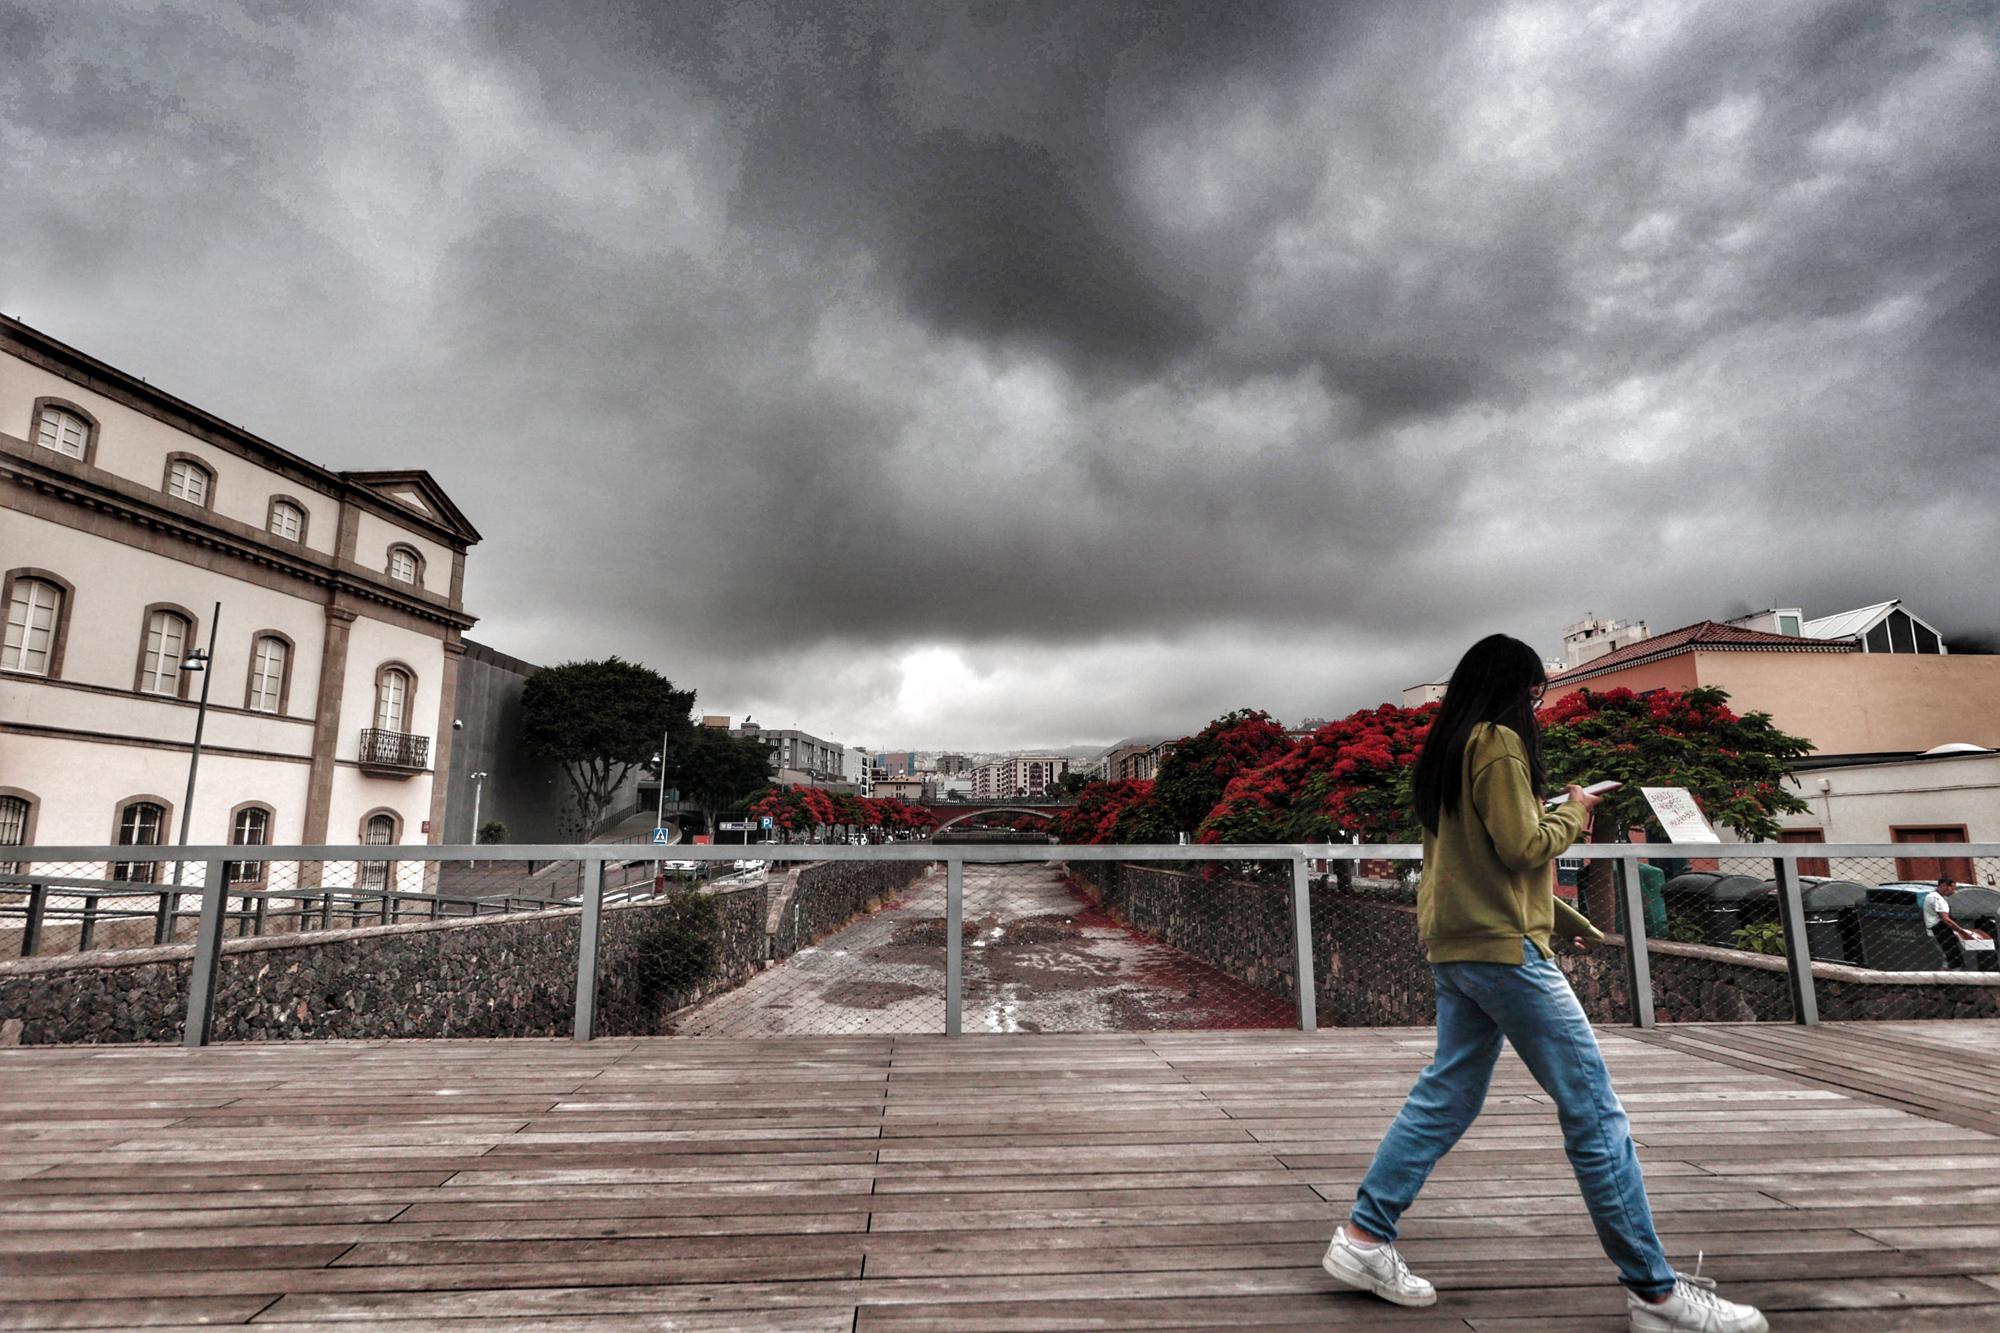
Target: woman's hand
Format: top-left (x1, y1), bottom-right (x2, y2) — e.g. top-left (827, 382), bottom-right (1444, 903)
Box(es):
top-left (1565, 784), bottom-right (1605, 811)
top-left (1571, 935), bottom-right (1596, 950)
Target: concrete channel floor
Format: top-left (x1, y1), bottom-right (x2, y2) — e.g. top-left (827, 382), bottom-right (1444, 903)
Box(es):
top-left (673, 861), bottom-right (1295, 1037)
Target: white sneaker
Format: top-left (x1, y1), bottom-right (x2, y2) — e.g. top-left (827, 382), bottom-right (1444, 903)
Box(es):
top-left (1628, 1261), bottom-right (1768, 1333)
top-left (1321, 1225), bottom-right (1438, 1307)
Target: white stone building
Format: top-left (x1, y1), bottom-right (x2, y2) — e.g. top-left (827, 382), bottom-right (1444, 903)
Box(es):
top-left (971, 754), bottom-right (1070, 800)
top-left (0, 316), bottom-right (479, 881)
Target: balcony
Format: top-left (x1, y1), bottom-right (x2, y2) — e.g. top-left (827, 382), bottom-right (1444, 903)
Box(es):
top-left (358, 728), bottom-right (430, 775)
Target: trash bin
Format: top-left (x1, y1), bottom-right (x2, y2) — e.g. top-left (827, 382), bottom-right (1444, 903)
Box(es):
top-left (1613, 863), bottom-right (1670, 940)
top-left (1767, 877), bottom-right (1867, 964)
top-left (1662, 873), bottom-right (1771, 948)
top-left (1858, 886), bottom-right (1947, 970)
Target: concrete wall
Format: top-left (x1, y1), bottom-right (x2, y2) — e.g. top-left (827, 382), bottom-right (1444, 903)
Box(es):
top-left (444, 639), bottom-right (577, 844)
top-left (1695, 651), bottom-right (2000, 753)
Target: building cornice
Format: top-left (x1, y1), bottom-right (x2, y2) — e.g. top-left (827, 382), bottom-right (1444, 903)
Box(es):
top-left (2, 437), bottom-right (476, 632)
top-left (1, 318), bottom-right (479, 549)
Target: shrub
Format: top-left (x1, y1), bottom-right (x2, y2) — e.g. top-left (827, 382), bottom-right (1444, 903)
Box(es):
top-left (476, 820), bottom-right (508, 845)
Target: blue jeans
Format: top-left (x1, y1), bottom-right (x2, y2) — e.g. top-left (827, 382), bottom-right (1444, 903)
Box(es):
top-left (1350, 937), bottom-right (1676, 1298)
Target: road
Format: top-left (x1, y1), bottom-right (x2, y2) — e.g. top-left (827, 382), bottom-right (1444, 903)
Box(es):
top-left (670, 860), bottom-right (1294, 1036)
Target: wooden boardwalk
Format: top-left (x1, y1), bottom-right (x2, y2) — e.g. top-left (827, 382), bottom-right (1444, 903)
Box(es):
top-left (2, 1022), bottom-right (1997, 1331)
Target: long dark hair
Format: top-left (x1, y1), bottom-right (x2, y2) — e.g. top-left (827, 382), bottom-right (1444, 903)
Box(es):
top-left (1413, 634), bottom-right (1551, 834)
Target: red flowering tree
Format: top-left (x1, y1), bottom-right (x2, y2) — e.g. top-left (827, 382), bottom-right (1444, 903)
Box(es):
top-left (1198, 703), bottom-right (1436, 847)
top-left (1051, 778), bottom-right (1159, 844)
top-left (1150, 709), bottom-right (1295, 840)
top-left (1537, 686), bottom-right (1812, 840)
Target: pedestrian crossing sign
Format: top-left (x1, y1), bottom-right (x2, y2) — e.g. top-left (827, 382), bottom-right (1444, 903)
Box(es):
top-left (652, 828), bottom-right (672, 844)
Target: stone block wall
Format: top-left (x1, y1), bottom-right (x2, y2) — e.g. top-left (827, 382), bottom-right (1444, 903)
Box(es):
top-left (0, 885), bottom-right (771, 1046)
top-left (770, 859), bottom-right (929, 960)
top-left (1068, 861), bottom-right (1300, 1004)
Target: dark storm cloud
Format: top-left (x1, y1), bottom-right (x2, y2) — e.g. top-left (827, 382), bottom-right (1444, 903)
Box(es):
top-left (4, 0), bottom-right (1999, 746)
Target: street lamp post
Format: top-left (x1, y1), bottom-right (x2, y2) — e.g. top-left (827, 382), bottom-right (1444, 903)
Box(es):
top-left (468, 771), bottom-right (489, 868)
top-left (160, 602), bottom-right (221, 943)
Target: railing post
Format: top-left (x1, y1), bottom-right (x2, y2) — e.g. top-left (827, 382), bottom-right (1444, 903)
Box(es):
top-left (1617, 855), bottom-right (1655, 1029)
top-left (21, 883), bottom-right (46, 957)
top-left (319, 890), bottom-right (332, 929)
top-left (153, 887), bottom-right (178, 945)
top-left (1291, 854), bottom-right (1317, 1033)
top-left (78, 892), bottom-right (98, 953)
top-left (945, 857), bottom-right (963, 1037)
top-left (184, 859), bottom-right (230, 1048)
top-left (1771, 853), bottom-right (1819, 1027)
top-left (252, 890), bottom-right (268, 937)
top-left (572, 857), bottom-right (604, 1041)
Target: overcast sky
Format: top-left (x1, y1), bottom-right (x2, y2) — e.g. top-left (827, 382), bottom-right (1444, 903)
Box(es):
top-left (5, 1), bottom-right (1996, 752)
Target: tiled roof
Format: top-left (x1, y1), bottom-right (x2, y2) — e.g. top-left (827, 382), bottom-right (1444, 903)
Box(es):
top-left (1554, 620), bottom-right (1857, 684)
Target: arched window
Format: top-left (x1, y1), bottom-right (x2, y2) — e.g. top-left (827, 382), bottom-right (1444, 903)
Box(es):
top-left (0, 792), bottom-right (33, 876)
top-left (360, 811), bottom-right (397, 890)
top-left (136, 607), bottom-right (194, 696)
top-left (32, 401), bottom-right (94, 461)
top-left (267, 498), bottom-right (306, 542)
top-left (163, 455), bottom-right (215, 507)
top-left (3, 572), bottom-right (70, 677)
top-left (375, 664), bottom-right (412, 732)
top-left (228, 804), bottom-right (271, 885)
top-left (245, 634), bottom-right (291, 713)
top-left (112, 799), bottom-right (169, 883)
top-left (386, 544), bottom-right (422, 586)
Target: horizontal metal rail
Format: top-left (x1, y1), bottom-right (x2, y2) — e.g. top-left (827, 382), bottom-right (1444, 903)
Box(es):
top-left (5, 843), bottom-right (1990, 1047)
top-left (13, 841), bottom-right (1993, 863)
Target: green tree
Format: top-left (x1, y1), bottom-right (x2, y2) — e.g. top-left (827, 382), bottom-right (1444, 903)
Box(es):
top-left (520, 658), bottom-right (694, 837)
top-left (663, 726), bottom-right (777, 839)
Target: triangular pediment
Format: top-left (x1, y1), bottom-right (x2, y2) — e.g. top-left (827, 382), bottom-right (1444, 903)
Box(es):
top-left (342, 469), bottom-right (482, 544)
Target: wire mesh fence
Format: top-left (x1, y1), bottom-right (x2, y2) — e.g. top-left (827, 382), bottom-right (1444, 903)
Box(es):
top-left (619, 857), bottom-right (941, 1038)
top-left (968, 856), bottom-right (1298, 1033)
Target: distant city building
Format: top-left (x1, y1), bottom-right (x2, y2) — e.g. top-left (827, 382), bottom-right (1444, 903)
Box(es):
top-left (1, 315), bottom-right (478, 872)
top-left (871, 776), bottom-right (933, 803)
top-left (1562, 612), bottom-right (1652, 669)
top-left (1546, 619), bottom-right (2000, 754)
top-left (732, 720), bottom-right (844, 785)
top-left (841, 745), bottom-right (874, 796)
top-left (1401, 682), bottom-right (1449, 707)
top-left (1128, 741), bottom-right (1173, 782)
top-left (699, 714), bottom-right (732, 729)
top-left (972, 754), bottom-right (1070, 800)
top-left (934, 752), bottom-right (972, 776)
top-left (932, 774), bottom-right (974, 801)
top-left (876, 750), bottom-right (918, 778)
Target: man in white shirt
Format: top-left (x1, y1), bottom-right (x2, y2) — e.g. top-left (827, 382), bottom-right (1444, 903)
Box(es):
top-left (1923, 878), bottom-right (1980, 969)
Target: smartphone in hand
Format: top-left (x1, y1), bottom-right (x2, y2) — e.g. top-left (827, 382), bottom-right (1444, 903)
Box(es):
top-left (1545, 780), bottom-right (1622, 810)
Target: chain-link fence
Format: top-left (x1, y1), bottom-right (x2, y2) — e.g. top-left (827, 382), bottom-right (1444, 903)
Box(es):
top-left (968, 856), bottom-right (1299, 1032)
top-left (609, 856), bottom-right (940, 1038)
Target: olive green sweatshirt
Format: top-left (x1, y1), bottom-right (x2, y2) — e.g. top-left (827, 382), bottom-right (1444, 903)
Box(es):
top-left (1417, 722), bottom-right (1605, 964)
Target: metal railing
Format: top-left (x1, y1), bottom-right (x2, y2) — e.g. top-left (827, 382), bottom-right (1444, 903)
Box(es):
top-left (357, 727), bottom-right (429, 770)
top-left (1, 841), bottom-right (1991, 1048)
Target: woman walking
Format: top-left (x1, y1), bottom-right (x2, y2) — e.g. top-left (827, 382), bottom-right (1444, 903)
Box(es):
top-left (1319, 634), bottom-right (1766, 1332)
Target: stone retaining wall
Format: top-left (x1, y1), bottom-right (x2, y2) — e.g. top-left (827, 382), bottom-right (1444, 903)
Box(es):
top-left (769, 859), bottom-right (930, 960)
top-left (0, 860), bottom-right (936, 1046)
top-left (1069, 862), bottom-right (2000, 1027)
top-left (0, 885), bottom-right (771, 1046)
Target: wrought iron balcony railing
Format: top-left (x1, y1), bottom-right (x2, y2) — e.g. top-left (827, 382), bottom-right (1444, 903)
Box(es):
top-left (358, 728), bottom-right (429, 773)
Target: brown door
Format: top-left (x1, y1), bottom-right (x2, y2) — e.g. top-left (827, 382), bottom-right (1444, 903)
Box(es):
top-left (1778, 828), bottom-right (1829, 878)
top-left (1891, 826), bottom-right (1973, 883)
